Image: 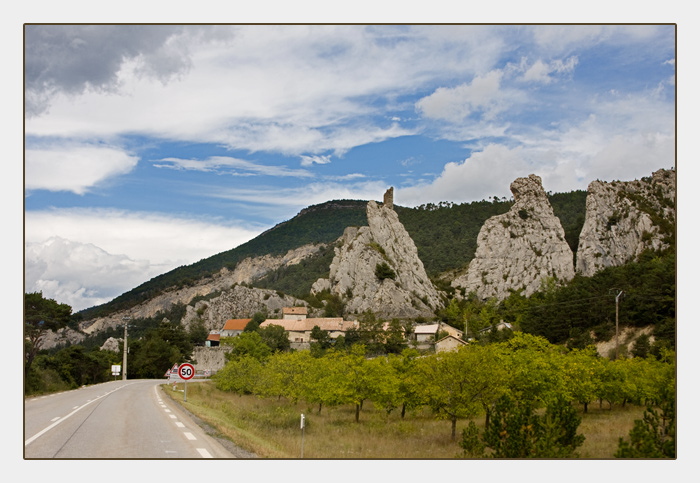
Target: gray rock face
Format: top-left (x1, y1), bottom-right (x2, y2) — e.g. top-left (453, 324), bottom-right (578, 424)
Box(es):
top-left (38, 326), bottom-right (86, 350)
top-left (452, 174), bottom-right (575, 300)
top-left (100, 336), bottom-right (121, 352)
top-left (576, 168), bottom-right (675, 276)
top-left (180, 285), bottom-right (309, 331)
top-left (312, 195), bottom-right (442, 318)
top-left (79, 244), bottom-right (324, 335)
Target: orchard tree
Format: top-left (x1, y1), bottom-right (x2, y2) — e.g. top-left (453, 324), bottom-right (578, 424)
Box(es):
top-left (416, 347), bottom-right (494, 439)
top-left (499, 333), bottom-right (567, 407)
top-left (388, 349), bottom-right (424, 418)
top-left (214, 355), bottom-right (265, 395)
top-left (561, 346), bottom-right (603, 412)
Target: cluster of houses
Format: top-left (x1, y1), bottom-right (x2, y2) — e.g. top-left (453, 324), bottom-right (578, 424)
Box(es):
top-left (205, 307), bottom-right (471, 353)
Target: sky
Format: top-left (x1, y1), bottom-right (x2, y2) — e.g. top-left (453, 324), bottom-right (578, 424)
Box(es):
top-left (22, 24), bottom-right (677, 312)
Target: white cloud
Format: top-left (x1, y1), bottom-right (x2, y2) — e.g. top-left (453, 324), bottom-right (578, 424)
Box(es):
top-left (520, 57), bottom-right (578, 84)
top-left (415, 70), bottom-right (505, 122)
top-left (397, 144), bottom-right (531, 206)
top-left (300, 154), bottom-right (331, 167)
top-left (154, 156), bottom-right (315, 178)
top-left (25, 208), bottom-right (263, 272)
top-left (206, 179), bottom-right (390, 210)
top-left (399, 84), bottom-right (675, 207)
top-left (24, 208), bottom-right (265, 310)
top-left (25, 144), bottom-right (138, 194)
top-left (24, 26), bottom-right (486, 155)
top-left (25, 237), bottom-right (156, 311)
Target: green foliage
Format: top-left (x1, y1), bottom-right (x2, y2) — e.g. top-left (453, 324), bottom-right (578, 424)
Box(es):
top-left (310, 325), bottom-right (332, 353)
top-left (188, 320), bottom-right (209, 346)
top-left (258, 324), bottom-right (291, 353)
top-left (24, 292), bottom-right (72, 379)
top-left (479, 395), bottom-right (585, 458)
top-left (26, 344), bottom-right (119, 393)
top-left (222, 331), bottom-right (272, 362)
top-left (375, 261), bottom-right (396, 281)
top-left (616, 393), bottom-right (675, 458)
top-left (517, 247), bottom-right (675, 349)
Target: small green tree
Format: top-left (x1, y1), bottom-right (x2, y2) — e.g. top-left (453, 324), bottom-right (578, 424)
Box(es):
top-left (258, 324), bottom-right (290, 353)
top-left (616, 390), bottom-right (675, 458)
top-left (223, 331), bottom-right (272, 361)
top-left (375, 262), bottom-right (396, 281)
top-left (479, 395), bottom-right (585, 458)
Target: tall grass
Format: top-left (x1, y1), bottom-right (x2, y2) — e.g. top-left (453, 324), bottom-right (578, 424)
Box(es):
top-left (162, 382), bottom-right (643, 459)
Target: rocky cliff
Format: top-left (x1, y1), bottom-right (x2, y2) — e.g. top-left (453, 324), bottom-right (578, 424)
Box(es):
top-left (179, 284), bottom-right (313, 331)
top-left (576, 168), bottom-right (675, 276)
top-left (451, 174), bottom-right (575, 300)
top-left (69, 244), bottom-right (324, 341)
top-left (312, 191), bottom-right (442, 318)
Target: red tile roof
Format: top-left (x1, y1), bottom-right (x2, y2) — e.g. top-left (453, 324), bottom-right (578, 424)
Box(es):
top-left (223, 319), bottom-right (251, 331)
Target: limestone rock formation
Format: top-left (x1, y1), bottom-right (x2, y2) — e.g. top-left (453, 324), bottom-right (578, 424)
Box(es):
top-left (312, 190), bottom-right (442, 318)
top-left (100, 336), bottom-right (121, 352)
top-left (452, 174), bottom-right (575, 300)
top-left (180, 284), bottom-right (311, 331)
top-left (576, 168), bottom-right (675, 277)
top-left (38, 326), bottom-right (86, 350)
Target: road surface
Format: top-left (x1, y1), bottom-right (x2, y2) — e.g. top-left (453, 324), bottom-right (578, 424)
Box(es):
top-left (24, 379), bottom-right (234, 459)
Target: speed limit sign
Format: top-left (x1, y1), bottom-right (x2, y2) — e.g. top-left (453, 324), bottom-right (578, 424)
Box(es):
top-left (178, 363), bottom-right (195, 380)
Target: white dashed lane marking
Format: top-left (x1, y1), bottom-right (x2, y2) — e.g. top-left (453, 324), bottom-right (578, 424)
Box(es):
top-left (154, 385), bottom-right (214, 458)
top-left (197, 448), bottom-right (213, 458)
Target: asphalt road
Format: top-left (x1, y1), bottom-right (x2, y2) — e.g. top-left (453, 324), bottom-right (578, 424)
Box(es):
top-left (24, 379), bottom-right (234, 459)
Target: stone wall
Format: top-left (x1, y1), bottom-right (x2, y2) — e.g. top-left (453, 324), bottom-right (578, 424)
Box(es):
top-left (192, 346), bottom-right (232, 374)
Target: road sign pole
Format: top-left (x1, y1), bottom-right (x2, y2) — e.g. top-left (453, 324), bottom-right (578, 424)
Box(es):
top-left (178, 363), bottom-right (195, 402)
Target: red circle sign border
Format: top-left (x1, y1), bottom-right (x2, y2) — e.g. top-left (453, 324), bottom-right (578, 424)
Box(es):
top-left (178, 363), bottom-right (195, 380)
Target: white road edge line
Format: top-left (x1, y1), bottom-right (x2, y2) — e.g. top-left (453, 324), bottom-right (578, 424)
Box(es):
top-left (25, 383), bottom-right (133, 447)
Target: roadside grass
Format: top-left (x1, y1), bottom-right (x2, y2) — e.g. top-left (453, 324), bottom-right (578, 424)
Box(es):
top-left (162, 381), bottom-right (643, 459)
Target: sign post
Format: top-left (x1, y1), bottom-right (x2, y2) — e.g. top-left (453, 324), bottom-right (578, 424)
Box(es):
top-left (178, 363), bottom-right (195, 402)
top-left (300, 413), bottom-right (305, 458)
top-left (111, 365), bottom-right (121, 380)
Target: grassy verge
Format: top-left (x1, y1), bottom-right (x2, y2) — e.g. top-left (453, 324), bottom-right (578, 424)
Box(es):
top-left (162, 381), bottom-right (644, 459)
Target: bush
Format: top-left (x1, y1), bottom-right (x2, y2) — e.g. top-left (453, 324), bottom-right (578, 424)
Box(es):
top-left (375, 262), bottom-right (396, 281)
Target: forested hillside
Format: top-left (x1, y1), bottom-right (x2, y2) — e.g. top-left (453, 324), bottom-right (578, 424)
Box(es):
top-left (78, 192), bottom-right (588, 319)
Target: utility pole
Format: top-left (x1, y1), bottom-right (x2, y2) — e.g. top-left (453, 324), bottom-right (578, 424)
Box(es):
top-left (122, 316), bottom-right (131, 380)
top-left (615, 291), bottom-right (624, 360)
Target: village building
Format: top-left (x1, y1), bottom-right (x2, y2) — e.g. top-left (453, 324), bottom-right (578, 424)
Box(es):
top-left (413, 322), bottom-right (464, 350)
top-left (260, 313), bottom-right (359, 350)
top-left (221, 318), bottom-right (252, 338)
top-left (282, 307), bottom-right (308, 320)
top-left (435, 334), bottom-right (468, 353)
top-left (479, 320), bottom-right (513, 334)
top-left (205, 332), bottom-right (221, 347)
